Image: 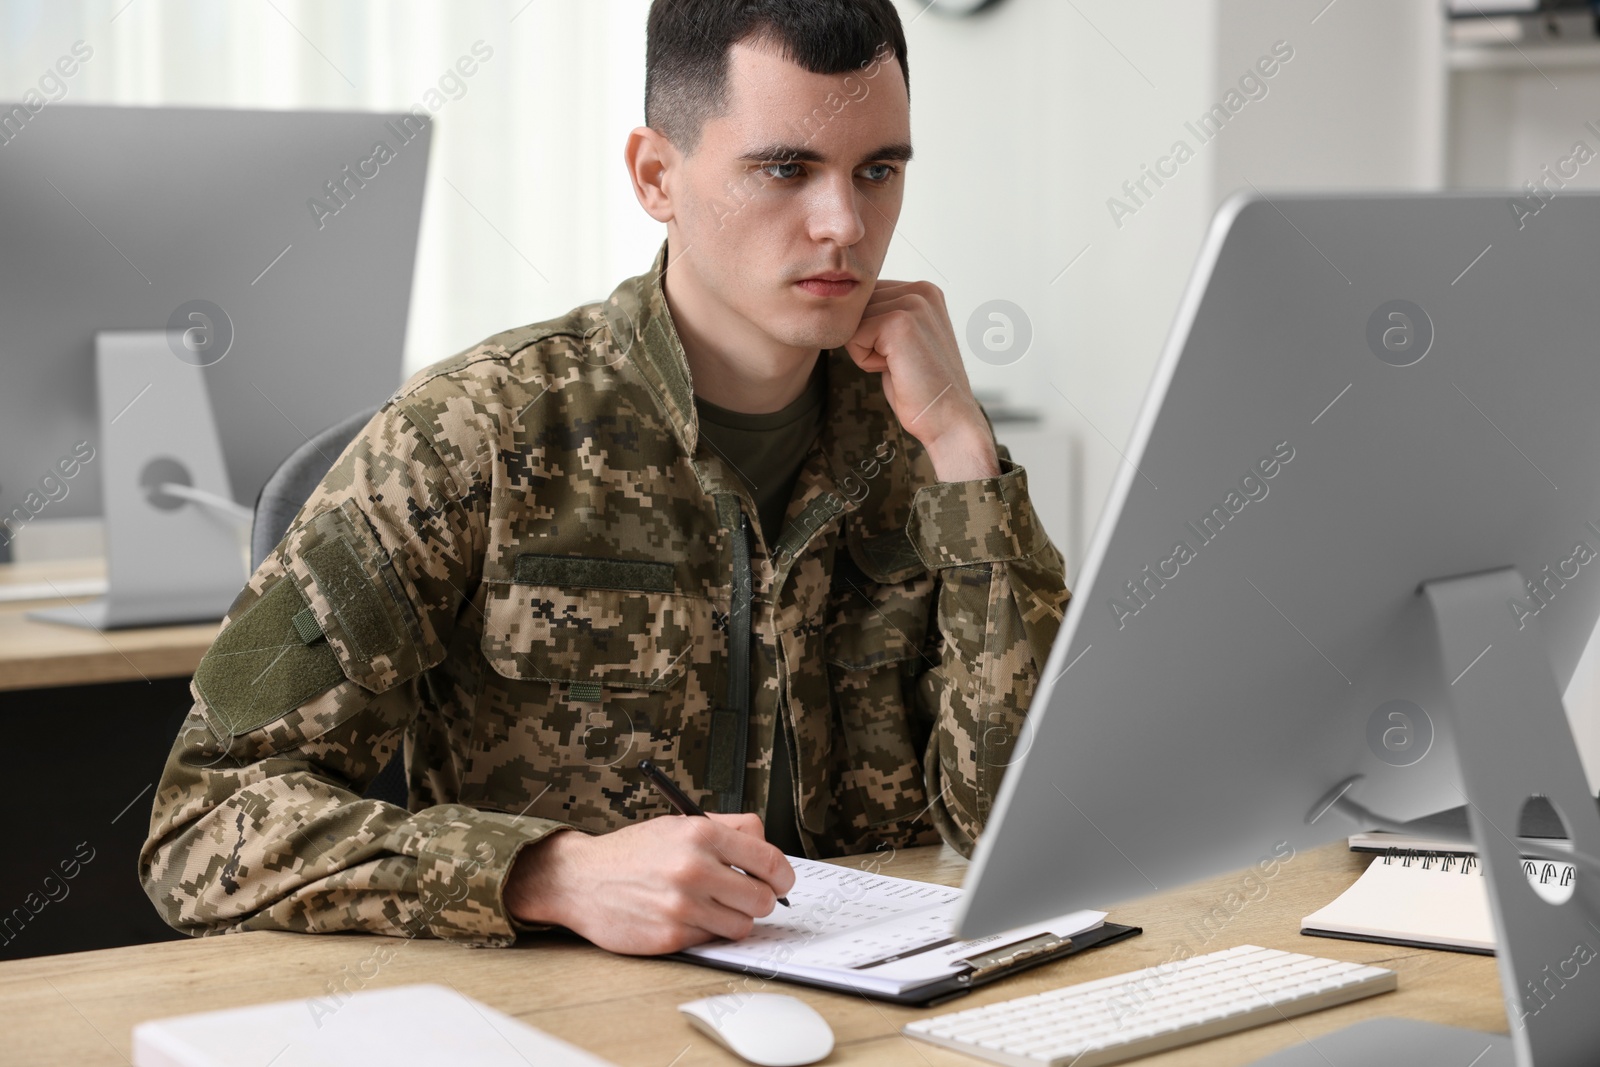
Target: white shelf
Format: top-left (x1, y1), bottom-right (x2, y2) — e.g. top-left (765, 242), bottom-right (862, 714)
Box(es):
top-left (1449, 41), bottom-right (1600, 72)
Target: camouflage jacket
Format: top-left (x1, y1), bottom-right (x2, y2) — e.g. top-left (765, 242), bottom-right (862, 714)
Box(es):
top-left (139, 242), bottom-right (1071, 948)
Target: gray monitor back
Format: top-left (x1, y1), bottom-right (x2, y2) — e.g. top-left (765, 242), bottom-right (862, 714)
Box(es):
top-left (958, 191), bottom-right (1600, 937)
top-left (0, 103), bottom-right (429, 525)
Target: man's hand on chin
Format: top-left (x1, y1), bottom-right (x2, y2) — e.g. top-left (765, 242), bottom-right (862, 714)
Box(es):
top-left (844, 279), bottom-right (1001, 483)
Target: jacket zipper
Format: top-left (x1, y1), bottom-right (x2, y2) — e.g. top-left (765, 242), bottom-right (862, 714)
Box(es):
top-left (720, 509), bottom-right (753, 812)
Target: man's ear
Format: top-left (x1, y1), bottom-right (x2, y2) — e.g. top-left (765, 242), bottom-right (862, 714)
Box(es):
top-left (625, 126), bottom-right (678, 224)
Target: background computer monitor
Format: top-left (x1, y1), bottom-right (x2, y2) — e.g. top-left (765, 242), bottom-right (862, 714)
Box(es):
top-left (959, 191), bottom-right (1600, 940)
top-left (0, 103), bottom-right (429, 559)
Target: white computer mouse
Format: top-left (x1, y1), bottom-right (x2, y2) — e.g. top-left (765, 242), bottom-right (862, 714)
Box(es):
top-left (677, 992), bottom-right (834, 1066)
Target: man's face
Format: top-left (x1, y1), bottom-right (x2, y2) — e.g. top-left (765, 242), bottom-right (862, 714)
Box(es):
top-left (666, 40), bottom-right (911, 353)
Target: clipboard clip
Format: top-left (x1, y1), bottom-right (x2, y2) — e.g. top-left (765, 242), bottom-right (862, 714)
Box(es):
top-left (955, 932), bottom-right (1073, 984)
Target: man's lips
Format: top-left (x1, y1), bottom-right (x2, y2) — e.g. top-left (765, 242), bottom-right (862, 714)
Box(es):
top-left (795, 273), bottom-right (859, 298)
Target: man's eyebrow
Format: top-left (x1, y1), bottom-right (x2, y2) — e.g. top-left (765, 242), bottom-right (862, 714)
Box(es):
top-left (738, 142), bottom-right (915, 165)
top-left (866, 142), bottom-right (914, 164)
top-left (740, 144), bottom-right (826, 164)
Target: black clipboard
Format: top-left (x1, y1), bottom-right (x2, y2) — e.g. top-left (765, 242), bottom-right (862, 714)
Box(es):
top-left (669, 920), bottom-right (1143, 1007)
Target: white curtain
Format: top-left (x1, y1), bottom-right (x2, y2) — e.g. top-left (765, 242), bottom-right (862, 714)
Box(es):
top-left (2, 0), bottom-right (662, 375)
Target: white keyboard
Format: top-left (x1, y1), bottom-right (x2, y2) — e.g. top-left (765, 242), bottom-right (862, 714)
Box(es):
top-left (903, 944), bottom-right (1396, 1067)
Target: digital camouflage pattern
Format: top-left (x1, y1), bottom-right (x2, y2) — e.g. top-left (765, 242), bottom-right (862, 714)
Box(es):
top-left (139, 242), bottom-right (1072, 947)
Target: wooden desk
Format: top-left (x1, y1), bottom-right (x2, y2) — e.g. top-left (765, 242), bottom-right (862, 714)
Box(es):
top-left (0, 560), bottom-right (219, 691)
top-left (0, 841), bottom-right (1505, 1066)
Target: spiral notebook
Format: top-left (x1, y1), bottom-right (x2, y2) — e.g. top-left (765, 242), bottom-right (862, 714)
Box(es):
top-left (672, 856), bottom-right (1141, 1006)
top-left (1346, 793), bottom-right (1596, 855)
top-left (1302, 850), bottom-right (1578, 955)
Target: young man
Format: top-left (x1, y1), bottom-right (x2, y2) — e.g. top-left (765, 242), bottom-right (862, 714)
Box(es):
top-left (140, 0), bottom-right (1070, 957)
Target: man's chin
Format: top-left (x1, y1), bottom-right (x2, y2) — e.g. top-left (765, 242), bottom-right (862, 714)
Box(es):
top-left (791, 330), bottom-right (855, 353)
top-left (768, 309), bottom-right (863, 353)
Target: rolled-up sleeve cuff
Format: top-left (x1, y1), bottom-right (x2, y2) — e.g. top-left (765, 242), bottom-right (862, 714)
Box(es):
top-left (907, 458), bottom-right (1049, 569)
top-left (414, 808), bottom-right (572, 947)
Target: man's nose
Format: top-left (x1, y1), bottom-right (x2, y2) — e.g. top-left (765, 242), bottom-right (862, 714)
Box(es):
top-left (806, 174), bottom-right (867, 247)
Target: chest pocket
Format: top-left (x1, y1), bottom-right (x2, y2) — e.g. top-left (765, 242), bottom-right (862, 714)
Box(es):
top-left (824, 532), bottom-right (932, 670)
top-left (468, 553), bottom-right (708, 827)
top-left (480, 554), bottom-right (697, 692)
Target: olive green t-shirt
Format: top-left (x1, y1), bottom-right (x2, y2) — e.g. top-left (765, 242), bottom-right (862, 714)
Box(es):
top-left (693, 356), bottom-right (827, 858)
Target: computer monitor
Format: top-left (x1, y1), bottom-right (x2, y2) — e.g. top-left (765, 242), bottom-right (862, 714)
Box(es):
top-left (0, 103), bottom-right (429, 621)
top-left (959, 192), bottom-right (1600, 1064)
top-left (0, 102), bottom-right (430, 526)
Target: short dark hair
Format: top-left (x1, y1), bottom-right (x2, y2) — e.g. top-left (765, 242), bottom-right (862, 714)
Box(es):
top-left (645, 0), bottom-right (909, 152)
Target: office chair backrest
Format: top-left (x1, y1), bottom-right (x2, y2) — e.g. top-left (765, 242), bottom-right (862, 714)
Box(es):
top-left (250, 407), bottom-right (379, 571)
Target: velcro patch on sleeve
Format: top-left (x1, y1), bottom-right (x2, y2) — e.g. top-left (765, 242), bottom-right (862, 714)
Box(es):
top-left (193, 577), bottom-right (345, 738)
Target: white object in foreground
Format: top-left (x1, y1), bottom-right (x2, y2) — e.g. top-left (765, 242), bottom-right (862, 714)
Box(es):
top-left (132, 982), bottom-right (616, 1067)
top-left (679, 992), bottom-right (834, 1066)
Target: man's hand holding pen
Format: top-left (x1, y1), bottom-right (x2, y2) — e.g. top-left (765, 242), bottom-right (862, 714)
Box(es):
top-left (638, 758), bottom-right (791, 908)
top-left (502, 762), bottom-right (796, 956)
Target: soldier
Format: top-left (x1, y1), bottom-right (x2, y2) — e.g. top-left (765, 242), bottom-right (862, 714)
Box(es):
top-left (140, 0), bottom-right (1071, 956)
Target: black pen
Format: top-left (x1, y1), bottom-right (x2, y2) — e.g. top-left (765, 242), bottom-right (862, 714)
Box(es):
top-left (637, 758), bottom-right (790, 907)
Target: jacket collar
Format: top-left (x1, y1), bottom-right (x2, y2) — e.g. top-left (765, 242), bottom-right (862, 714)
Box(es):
top-left (603, 241), bottom-right (916, 550)
top-left (602, 241), bottom-right (700, 457)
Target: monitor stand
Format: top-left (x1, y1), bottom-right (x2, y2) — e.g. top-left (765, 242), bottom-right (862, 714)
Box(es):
top-left (1258, 566), bottom-right (1600, 1066)
top-left (30, 331), bottom-right (248, 630)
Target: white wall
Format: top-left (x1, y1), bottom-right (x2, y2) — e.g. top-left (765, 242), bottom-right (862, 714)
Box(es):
top-left (1448, 54), bottom-right (1600, 191)
top-left (1211, 0), bottom-right (1446, 197)
top-left (890, 0), bottom-right (1219, 575)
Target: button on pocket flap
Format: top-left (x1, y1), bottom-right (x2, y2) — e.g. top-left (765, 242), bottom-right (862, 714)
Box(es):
top-left (283, 501), bottom-right (429, 694)
top-left (481, 576), bottom-right (696, 691)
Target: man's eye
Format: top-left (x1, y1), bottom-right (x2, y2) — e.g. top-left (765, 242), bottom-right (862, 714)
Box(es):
top-left (860, 164), bottom-right (897, 182)
top-left (761, 162), bottom-right (803, 181)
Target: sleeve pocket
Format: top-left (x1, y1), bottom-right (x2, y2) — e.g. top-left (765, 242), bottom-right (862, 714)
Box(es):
top-left (282, 501), bottom-right (431, 694)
